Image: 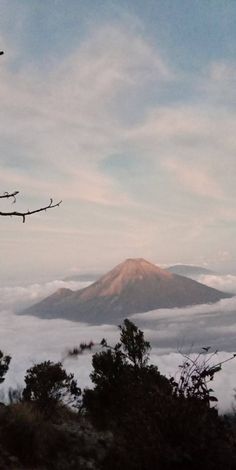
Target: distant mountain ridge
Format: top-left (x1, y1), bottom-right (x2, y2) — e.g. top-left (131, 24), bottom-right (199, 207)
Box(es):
top-left (63, 272), bottom-right (102, 282)
top-left (22, 258), bottom-right (232, 324)
top-left (167, 265), bottom-right (214, 278)
top-left (64, 264), bottom-right (215, 283)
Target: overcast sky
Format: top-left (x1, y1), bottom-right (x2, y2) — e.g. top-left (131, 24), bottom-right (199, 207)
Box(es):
top-left (1, 0), bottom-right (236, 283)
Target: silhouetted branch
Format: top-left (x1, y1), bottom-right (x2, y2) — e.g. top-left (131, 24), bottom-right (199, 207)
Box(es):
top-left (171, 347), bottom-right (236, 405)
top-left (0, 191), bottom-right (19, 203)
top-left (1, 53), bottom-right (62, 223)
top-left (0, 198), bottom-right (62, 223)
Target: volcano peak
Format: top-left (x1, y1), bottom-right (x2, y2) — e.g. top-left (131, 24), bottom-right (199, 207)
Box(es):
top-left (113, 257), bottom-right (172, 280)
top-left (23, 258), bottom-right (233, 324)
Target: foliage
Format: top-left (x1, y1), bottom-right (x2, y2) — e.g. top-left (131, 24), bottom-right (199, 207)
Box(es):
top-left (84, 319), bottom-right (171, 428)
top-left (118, 318), bottom-right (150, 366)
top-left (22, 361), bottom-right (81, 415)
top-left (170, 348), bottom-right (236, 405)
top-left (0, 322), bottom-right (235, 469)
top-left (0, 350), bottom-right (11, 385)
top-left (0, 402), bottom-right (88, 469)
top-left (84, 320), bottom-right (236, 470)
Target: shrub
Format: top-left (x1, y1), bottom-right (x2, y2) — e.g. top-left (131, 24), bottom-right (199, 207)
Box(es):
top-left (84, 319), bottom-right (171, 428)
top-left (23, 360), bottom-right (81, 416)
top-left (83, 320), bottom-right (236, 470)
top-left (0, 350), bottom-right (11, 385)
top-left (0, 402), bottom-right (77, 467)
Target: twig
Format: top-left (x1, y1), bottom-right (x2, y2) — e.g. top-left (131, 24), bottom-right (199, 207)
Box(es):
top-left (0, 191), bottom-right (19, 203)
top-left (0, 198), bottom-right (62, 223)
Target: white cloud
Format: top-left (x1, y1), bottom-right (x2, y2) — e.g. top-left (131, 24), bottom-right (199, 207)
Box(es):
top-left (0, 279), bottom-right (90, 311)
top-left (125, 103), bottom-right (236, 204)
top-left (0, 278), bottom-right (236, 411)
top-left (201, 61), bottom-right (236, 103)
top-left (126, 106), bottom-right (213, 142)
top-left (0, 309), bottom-right (119, 396)
top-left (197, 274), bottom-right (236, 294)
top-left (0, 24), bottom-right (170, 208)
top-left (1, 17), bottom-right (236, 278)
top-left (0, 304), bottom-right (235, 412)
top-left (209, 62), bottom-right (236, 83)
top-left (132, 295), bottom-right (236, 322)
top-left (164, 158), bottom-right (223, 200)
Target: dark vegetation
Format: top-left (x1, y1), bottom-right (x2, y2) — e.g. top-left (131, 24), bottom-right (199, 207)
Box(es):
top-left (22, 361), bottom-right (81, 416)
top-left (0, 320), bottom-right (236, 469)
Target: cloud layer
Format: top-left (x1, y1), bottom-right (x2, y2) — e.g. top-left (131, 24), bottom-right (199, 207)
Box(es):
top-left (0, 279), bottom-right (89, 311)
top-left (197, 274), bottom-right (236, 294)
top-left (0, 275), bottom-right (236, 412)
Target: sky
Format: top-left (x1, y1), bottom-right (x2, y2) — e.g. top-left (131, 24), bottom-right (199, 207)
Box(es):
top-left (1, 0), bottom-right (236, 282)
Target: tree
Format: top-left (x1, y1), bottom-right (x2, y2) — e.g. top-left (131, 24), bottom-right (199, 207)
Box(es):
top-left (22, 361), bottom-right (81, 415)
top-left (83, 320), bottom-right (235, 470)
top-left (119, 318), bottom-right (150, 367)
top-left (83, 319), bottom-right (171, 427)
top-left (0, 350), bottom-right (11, 384)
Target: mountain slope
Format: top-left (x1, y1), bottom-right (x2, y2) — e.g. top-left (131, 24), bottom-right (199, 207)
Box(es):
top-left (22, 258), bottom-right (232, 324)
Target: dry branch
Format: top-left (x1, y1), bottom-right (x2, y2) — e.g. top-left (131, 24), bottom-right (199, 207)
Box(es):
top-left (0, 196), bottom-right (62, 223)
top-left (0, 191), bottom-right (19, 203)
top-left (0, 54), bottom-right (62, 223)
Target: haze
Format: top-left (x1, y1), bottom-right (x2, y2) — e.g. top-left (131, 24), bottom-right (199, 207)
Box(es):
top-left (0, 1), bottom-right (236, 283)
top-left (1, 1), bottom-right (236, 413)
top-left (0, 271), bottom-right (236, 412)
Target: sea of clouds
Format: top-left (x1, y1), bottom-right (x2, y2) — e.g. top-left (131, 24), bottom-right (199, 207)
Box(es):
top-left (0, 272), bottom-right (236, 412)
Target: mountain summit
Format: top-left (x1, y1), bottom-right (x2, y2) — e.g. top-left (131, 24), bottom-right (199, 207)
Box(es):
top-left (78, 258), bottom-right (172, 300)
top-left (22, 258), bottom-right (232, 324)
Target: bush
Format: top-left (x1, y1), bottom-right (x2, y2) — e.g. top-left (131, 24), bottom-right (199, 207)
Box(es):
top-left (0, 350), bottom-right (11, 385)
top-left (83, 319), bottom-right (236, 470)
top-left (0, 402), bottom-right (78, 468)
top-left (23, 360), bottom-right (81, 416)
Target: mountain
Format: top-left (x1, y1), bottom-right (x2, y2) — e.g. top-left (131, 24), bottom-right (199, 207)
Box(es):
top-left (167, 265), bottom-right (214, 278)
top-left (63, 264), bottom-right (214, 283)
top-left (22, 258), bottom-right (232, 324)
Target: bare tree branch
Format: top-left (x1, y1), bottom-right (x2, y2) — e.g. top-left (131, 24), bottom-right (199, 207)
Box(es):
top-left (0, 171), bottom-right (61, 225)
top-left (0, 191), bottom-right (19, 203)
top-left (0, 198), bottom-right (62, 223)
top-left (0, 55), bottom-right (62, 223)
